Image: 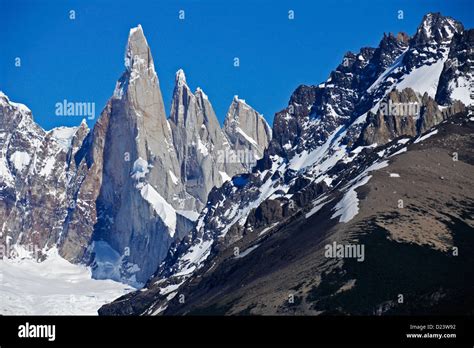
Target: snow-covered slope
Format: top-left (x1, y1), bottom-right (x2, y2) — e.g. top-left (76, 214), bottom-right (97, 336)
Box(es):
top-left (0, 248), bottom-right (132, 315)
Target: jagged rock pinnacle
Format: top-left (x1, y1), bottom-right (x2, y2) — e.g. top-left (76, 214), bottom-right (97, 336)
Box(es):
top-left (413, 12), bottom-right (463, 46)
top-left (176, 69), bottom-right (187, 85)
top-left (125, 24), bottom-right (153, 72)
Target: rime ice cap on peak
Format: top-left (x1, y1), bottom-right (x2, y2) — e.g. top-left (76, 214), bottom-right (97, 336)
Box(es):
top-left (175, 69), bottom-right (188, 88)
top-left (195, 87), bottom-right (209, 101)
top-left (125, 24), bottom-right (153, 72)
top-left (173, 70), bottom-right (209, 102)
top-left (232, 95), bottom-right (250, 106)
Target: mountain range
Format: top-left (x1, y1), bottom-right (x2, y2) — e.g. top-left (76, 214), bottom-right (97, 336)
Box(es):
top-left (0, 24), bottom-right (270, 286)
top-left (1, 12), bottom-right (473, 315)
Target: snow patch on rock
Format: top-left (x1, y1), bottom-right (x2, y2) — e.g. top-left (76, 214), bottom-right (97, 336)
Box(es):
top-left (140, 183), bottom-right (177, 236)
top-left (10, 151), bottom-right (31, 172)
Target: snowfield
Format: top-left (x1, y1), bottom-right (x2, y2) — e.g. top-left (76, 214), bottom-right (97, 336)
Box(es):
top-left (396, 59), bottom-right (445, 98)
top-left (0, 248), bottom-right (133, 315)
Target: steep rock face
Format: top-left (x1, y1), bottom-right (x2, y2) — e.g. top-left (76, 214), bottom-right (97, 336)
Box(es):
top-left (223, 96), bottom-right (272, 169)
top-left (409, 13), bottom-right (463, 54)
top-left (436, 29), bottom-right (474, 106)
top-left (360, 88), bottom-right (466, 146)
top-left (404, 13), bottom-right (463, 72)
top-left (59, 104), bottom-right (111, 263)
top-left (169, 71), bottom-right (244, 211)
top-left (244, 199), bottom-right (283, 230)
top-left (0, 92), bottom-right (89, 257)
top-left (115, 25), bottom-right (183, 204)
top-left (265, 85), bottom-right (318, 161)
top-left (371, 32), bottom-right (410, 76)
top-left (76, 25), bottom-right (190, 285)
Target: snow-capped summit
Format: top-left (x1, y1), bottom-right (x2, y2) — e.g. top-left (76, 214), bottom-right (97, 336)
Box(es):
top-left (413, 12), bottom-right (463, 46)
top-left (124, 24), bottom-right (152, 72)
top-left (195, 87), bottom-right (208, 100)
top-left (175, 68), bottom-right (187, 85)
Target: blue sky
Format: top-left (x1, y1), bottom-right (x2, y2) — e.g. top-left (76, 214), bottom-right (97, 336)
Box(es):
top-left (1, 0), bottom-right (472, 130)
